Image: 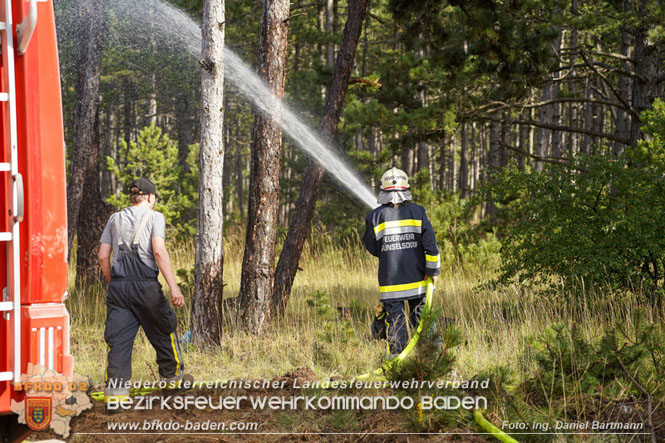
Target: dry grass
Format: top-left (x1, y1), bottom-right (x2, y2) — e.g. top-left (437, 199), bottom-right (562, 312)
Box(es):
top-left (66, 230), bottom-right (663, 389)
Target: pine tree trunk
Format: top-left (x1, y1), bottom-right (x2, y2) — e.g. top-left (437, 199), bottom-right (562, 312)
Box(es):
top-left (630, 0), bottom-right (659, 148)
top-left (223, 124), bottom-right (233, 216)
top-left (238, 0), bottom-right (290, 335)
top-left (551, 82), bottom-right (562, 157)
top-left (76, 111), bottom-right (114, 289)
top-left (326, 0), bottom-right (334, 65)
top-left (615, 0), bottom-right (632, 155)
top-left (581, 77), bottom-right (592, 154)
top-left (400, 146), bottom-right (413, 177)
top-left (66, 0), bottom-right (107, 258)
top-left (272, 0), bottom-right (369, 316)
top-left (235, 122), bottom-right (244, 219)
top-left (100, 106), bottom-right (115, 197)
top-left (176, 90), bottom-right (193, 171)
top-left (192, 0), bottom-right (225, 347)
top-left (567, 1), bottom-right (579, 158)
top-left (458, 124), bottom-right (468, 197)
top-left (536, 84), bottom-right (553, 170)
top-left (518, 119), bottom-right (528, 170)
top-left (486, 120), bottom-right (500, 216)
top-left (500, 112), bottom-right (510, 168)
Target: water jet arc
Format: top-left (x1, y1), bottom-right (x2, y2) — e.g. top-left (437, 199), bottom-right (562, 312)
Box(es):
top-left (113, 0), bottom-right (378, 209)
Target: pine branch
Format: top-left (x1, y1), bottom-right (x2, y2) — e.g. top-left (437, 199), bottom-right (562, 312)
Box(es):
top-left (349, 77), bottom-right (382, 87)
top-left (560, 47), bottom-right (637, 64)
top-left (471, 97), bottom-right (629, 114)
top-left (499, 142), bottom-right (578, 168)
top-left (366, 11), bottom-right (387, 25)
top-left (472, 114), bottom-right (630, 145)
top-left (579, 50), bottom-right (640, 119)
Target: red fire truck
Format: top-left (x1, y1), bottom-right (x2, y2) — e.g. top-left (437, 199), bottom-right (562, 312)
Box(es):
top-left (0, 0), bottom-right (72, 440)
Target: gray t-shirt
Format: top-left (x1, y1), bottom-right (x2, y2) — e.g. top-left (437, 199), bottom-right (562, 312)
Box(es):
top-left (100, 206), bottom-right (166, 270)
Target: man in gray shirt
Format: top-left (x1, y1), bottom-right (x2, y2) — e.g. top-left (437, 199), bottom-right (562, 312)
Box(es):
top-left (98, 178), bottom-right (185, 406)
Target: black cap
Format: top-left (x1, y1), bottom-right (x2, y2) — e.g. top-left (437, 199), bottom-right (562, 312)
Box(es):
top-left (129, 177), bottom-right (158, 197)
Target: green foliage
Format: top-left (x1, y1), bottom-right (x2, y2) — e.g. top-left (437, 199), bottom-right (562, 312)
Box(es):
top-left (631, 98), bottom-right (665, 168)
top-left (107, 124), bottom-right (199, 238)
top-left (489, 148), bottom-right (665, 296)
top-left (410, 170), bottom-right (502, 273)
top-left (384, 308), bottom-right (461, 382)
top-left (383, 309), bottom-right (470, 433)
top-left (518, 316), bottom-right (664, 422)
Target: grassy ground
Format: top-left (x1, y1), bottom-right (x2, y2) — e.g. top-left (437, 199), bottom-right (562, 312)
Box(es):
top-left (64, 231), bottom-right (664, 440)
top-left (67, 230), bottom-right (663, 384)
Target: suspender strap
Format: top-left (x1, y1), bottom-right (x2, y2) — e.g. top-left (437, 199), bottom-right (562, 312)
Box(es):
top-left (132, 211), bottom-right (153, 245)
top-left (114, 210), bottom-right (152, 247)
top-left (114, 213), bottom-right (127, 247)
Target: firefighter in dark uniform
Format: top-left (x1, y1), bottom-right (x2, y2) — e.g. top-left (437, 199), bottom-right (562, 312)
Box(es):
top-left (363, 167), bottom-right (441, 356)
top-left (98, 178), bottom-right (185, 404)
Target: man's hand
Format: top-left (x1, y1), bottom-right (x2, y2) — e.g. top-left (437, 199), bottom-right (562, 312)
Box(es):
top-left (170, 286), bottom-right (185, 308)
top-left (426, 275), bottom-right (438, 286)
top-left (153, 236), bottom-right (185, 308)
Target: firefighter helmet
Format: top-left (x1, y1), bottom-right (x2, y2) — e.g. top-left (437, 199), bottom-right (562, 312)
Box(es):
top-left (380, 167), bottom-right (410, 191)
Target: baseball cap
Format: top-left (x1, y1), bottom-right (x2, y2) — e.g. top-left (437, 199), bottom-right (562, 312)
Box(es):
top-left (129, 177), bottom-right (158, 197)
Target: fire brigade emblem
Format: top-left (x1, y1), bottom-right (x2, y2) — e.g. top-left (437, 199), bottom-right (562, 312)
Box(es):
top-left (25, 397), bottom-right (52, 431)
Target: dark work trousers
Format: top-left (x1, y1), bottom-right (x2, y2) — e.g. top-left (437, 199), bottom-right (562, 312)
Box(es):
top-left (104, 244), bottom-right (184, 388)
top-left (383, 296), bottom-right (425, 355)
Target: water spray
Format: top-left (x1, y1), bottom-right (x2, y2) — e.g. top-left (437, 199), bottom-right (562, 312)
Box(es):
top-left (105, 0), bottom-right (378, 209)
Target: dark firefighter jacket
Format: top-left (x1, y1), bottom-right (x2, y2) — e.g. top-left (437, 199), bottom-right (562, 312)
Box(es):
top-left (363, 202), bottom-right (441, 301)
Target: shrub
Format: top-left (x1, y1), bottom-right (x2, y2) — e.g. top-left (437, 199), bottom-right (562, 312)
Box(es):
top-left (518, 316), bottom-right (664, 434)
top-left (489, 152), bottom-right (665, 297)
top-left (487, 99), bottom-right (665, 299)
top-left (410, 170), bottom-right (502, 273)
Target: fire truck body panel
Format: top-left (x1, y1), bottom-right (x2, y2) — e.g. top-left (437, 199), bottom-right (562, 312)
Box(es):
top-left (16, 0), bottom-right (68, 306)
top-left (0, 0), bottom-right (71, 418)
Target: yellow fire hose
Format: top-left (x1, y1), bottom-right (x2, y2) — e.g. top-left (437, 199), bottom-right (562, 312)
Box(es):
top-left (474, 409), bottom-right (520, 443)
top-left (356, 276), bottom-right (435, 380)
top-left (90, 277), bottom-right (435, 400)
top-left (88, 277), bottom-right (519, 442)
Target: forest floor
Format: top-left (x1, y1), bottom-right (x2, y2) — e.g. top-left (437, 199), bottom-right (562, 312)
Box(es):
top-left (38, 366), bottom-right (489, 442)
top-left (50, 232), bottom-right (663, 441)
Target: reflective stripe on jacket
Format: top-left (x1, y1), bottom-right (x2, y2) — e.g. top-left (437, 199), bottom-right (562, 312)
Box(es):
top-left (363, 202), bottom-right (441, 301)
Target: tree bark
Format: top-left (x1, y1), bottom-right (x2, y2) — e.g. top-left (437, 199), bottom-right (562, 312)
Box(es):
top-left (458, 124), bottom-right (468, 197)
top-left (518, 118), bottom-right (528, 170)
top-left (581, 76), bottom-right (592, 154)
top-left (238, 0), bottom-right (290, 335)
top-left (192, 0), bottom-right (225, 347)
top-left (76, 111), bottom-right (114, 289)
top-left (235, 121), bottom-right (245, 219)
top-left (326, 0), bottom-right (334, 66)
top-left (614, 0), bottom-right (632, 156)
top-left (223, 123), bottom-right (233, 216)
top-left (123, 78), bottom-right (134, 154)
top-left (272, 0), bottom-right (369, 317)
top-left (551, 81), bottom-right (562, 158)
top-left (629, 0), bottom-right (659, 148)
top-left (535, 80), bottom-right (552, 171)
top-left (100, 105), bottom-right (116, 197)
top-left (175, 90), bottom-right (193, 171)
top-left (486, 120), bottom-right (500, 216)
top-left (66, 0), bottom-right (107, 258)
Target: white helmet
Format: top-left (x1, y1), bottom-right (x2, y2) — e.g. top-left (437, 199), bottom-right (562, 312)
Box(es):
top-left (380, 167), bottom-right (409, 191)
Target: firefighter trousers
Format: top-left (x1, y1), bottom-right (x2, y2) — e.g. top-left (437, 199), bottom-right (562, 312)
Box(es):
top-left (383, 296), bottom-right (424, 355)
top-left (105, 277), bottom-right (184, 388)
